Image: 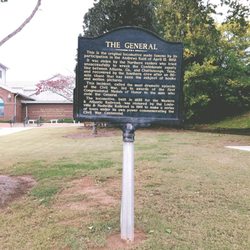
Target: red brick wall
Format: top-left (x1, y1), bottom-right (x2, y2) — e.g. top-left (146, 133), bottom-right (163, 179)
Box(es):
top-left (22, 103), bottom-right (73, 122)
top-left (0, 87), bottom-right (22, 122)
top-left (1, 87), bottom-right (73, 122)
top-left (15, 98), bottom-right (22, 122)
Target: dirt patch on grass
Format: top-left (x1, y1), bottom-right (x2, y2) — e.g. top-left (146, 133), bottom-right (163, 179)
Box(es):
top-left (55, 176), bottom-right (119, 211)
top-left (56, 177), bottom-right (147, 249)
top-left (0, 175), bottom-right (36, 209)
top-left (96, 230), bottom-right (147, 250)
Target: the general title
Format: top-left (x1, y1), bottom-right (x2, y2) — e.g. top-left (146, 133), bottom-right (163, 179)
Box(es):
top-left (105, 41), bottom-right (158, 50)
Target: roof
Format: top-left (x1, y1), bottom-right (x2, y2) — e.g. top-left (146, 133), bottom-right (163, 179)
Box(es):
top-left (21, 100), bottom-right (72, 104)
top-left (11, 86), bottom-right (36, 97)
top-left (3, 84), bottom-right (72, 103)
top-left (0, 63), bottom-right (8, 70)
top-left (0, 85), bottom-right (35, 101)
top-left (4, 74), bottom-right (74, 103)
top-left (29, 90), bottom-right (72, 102)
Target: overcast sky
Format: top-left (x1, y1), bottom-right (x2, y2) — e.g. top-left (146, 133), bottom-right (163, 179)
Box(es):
top-left (0, 0), bottom-right (247, 86)
top-left (0, 0), bottom-right (94, 85)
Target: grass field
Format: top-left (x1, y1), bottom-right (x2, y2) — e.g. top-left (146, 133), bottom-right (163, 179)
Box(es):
top-left (191, 111), bottom-right (250, 135)
top-left (209, 112), bottom-right (250, 129)
top-left (0, 125), bottom-right (249, 249)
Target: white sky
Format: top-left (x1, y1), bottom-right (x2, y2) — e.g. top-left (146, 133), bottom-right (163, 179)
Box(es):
top-left (0, 0), bottom-right (94, 85)
top-left (0, 0), bottom-right (248, 86)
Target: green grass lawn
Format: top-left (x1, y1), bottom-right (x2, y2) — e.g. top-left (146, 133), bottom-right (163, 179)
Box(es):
top-left (191, 111), bottom-right (250, 135)
top-left (0, 126), bottom-right (249, 249)
top-left (209, 111), bottom-right (250, 129)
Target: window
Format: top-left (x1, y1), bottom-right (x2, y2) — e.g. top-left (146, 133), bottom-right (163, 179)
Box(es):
top-left (0, 98), bottom-right (4, 116)
top-left (0, 70), bottom-right (2, 79)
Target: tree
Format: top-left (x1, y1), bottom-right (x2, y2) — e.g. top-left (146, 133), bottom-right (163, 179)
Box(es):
top-left (157, 0), bottom-right (221, 64)
top-left (0, 0), bottom-right (41, 47)
top-left (157, 0), bottom-right (250, 122)
top-left (83, 0), bottom-right (249, 122)
top-left (214, 14), bottom-right (250, 116)
top-left (83, 0), bottom-right (158, 37)
top-left (35, 74), bottom-right (74, 102)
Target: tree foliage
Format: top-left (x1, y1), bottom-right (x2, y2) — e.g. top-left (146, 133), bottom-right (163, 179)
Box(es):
top-left (36, 74), bottom-right (74, 102)
top-left (158, 0), bottom-right (250, 122)
top-left (83, 0), bottom-right (158, 37)
top-left (83, 0), bottom-right (250, 122)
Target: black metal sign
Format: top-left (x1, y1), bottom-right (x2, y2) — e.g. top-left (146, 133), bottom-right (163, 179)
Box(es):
top-left (74, 27), bottom-right (183, 127)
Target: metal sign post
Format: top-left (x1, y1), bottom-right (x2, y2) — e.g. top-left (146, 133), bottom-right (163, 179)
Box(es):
top-left (121, 123), bottom-right (135, 241)
top-left (74, 27), bottom-right (184, 243)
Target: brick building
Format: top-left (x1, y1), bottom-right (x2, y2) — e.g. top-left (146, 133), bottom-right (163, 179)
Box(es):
top-left (0, 63), bottom-right (73, 123)
top-left (0, 85), bottom-right (35, 122)
top-left (22, 102), bottom-right (73, 121)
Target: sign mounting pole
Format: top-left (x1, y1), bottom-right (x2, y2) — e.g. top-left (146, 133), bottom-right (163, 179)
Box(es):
top-left (121, 123), bottom-right (135, 241)
top-left (74, 26), bottom-right (184, 244)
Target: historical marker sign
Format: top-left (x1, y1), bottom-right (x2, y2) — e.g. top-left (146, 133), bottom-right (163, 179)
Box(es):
top-left (74, 27), bottom-right (184, 242)
top-left (74, 27), bottom-right (183, 127)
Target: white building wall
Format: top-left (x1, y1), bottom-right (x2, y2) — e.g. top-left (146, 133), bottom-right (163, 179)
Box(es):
top-left (0, 64), bottom-right (7, 85)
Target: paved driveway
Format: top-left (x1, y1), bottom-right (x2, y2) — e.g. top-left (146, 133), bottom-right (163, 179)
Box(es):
top-left (225, 146), bottom-right (250, 152)
top-left (0, 123), bottom-right (80, 137)
top-left (0, 127), bottom-right (33, 137)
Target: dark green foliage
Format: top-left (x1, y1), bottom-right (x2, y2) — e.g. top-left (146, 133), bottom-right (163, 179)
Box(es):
top-left (158, 0), bottom-right (250, 122)
top-left (82, 0), bottom-right (250, 122)
top-left (58, 118), bottom-right (75, 123)
top-left (157, 0), bottom-right (220, 64)
top-left (83, 0), bottom-right (158, 37)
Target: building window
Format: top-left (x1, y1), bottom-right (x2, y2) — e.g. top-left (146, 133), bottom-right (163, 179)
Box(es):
top-left (0, 98), bottom-right (4, 116)
top-left (0, 70), bottom-right (2, 79)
